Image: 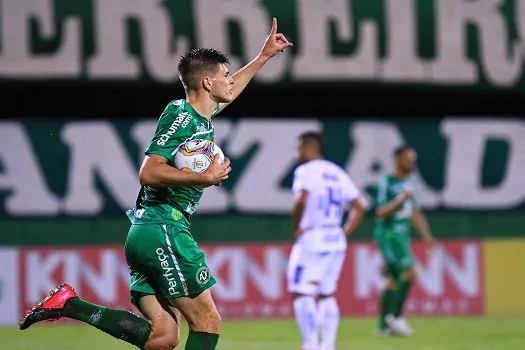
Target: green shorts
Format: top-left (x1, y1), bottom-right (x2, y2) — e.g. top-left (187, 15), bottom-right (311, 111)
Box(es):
top-left (375, 231), bottom-right (415, 278)
top-left (124, 220), bottom-right (215, 307)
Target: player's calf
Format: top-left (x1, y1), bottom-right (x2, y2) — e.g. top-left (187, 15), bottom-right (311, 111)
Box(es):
top-left (317, 294), bottom-right (340, 350)
top-left (292, 293), bottom-right (319, 350)
top-left (378, 276), bottom-right (397, 332)
top-left (137, 294), bottom-right (182, 350)
top-left (171, 290), bottom-right (222, 350)
top-left (20, 284), bottom-right (154, 349)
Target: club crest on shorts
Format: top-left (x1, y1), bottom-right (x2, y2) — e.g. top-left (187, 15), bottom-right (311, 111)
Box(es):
top-left (196, 266), bottom-right (211, 285)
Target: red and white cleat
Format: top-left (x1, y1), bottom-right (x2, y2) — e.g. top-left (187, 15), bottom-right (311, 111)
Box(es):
top-left (19, 284), bottom-right (78, 330)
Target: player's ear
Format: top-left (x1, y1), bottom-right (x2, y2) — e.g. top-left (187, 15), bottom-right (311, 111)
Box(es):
top-left (202, 76), bottom-right (212, 92)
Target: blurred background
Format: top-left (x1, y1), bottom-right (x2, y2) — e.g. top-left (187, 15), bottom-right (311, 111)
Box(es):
top-left (1, 0), bottom-right (524, 349)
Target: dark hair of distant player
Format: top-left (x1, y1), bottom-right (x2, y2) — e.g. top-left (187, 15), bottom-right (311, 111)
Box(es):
top-left (178, 48), bottom-right (230, 91)
top-left (298, 131), bottom-right (326, 156)
top-left (393, 144), bottom-right (414, 158)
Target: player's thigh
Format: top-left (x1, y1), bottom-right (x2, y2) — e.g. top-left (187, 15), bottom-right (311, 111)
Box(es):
top-left (287, 245), bottom-right (330, 295)
top-left (319, 250), bottom-right (346, 296)
top-left (396, 239), bottom-right (416, 279)
top-left (137, 294), bottom-right (181, 349)
top-left (170, 288), bottom-right (221, 333)
top-left (376, 234), bottom-right (405, 279)
top-left (287, 244), bottom-right (303, 288)
top-left (125, 224), bottom-right (160, 305)
top-left (126, 223), bottom-right (184, 301)
top-left (376, 234), bottom-right (397, 265)
top-left (126, 222), bottom-right (216, 301)
top-left (165, 224), bottom-right (216, 299)
top-left (392, 236), bottom-right (415, 274)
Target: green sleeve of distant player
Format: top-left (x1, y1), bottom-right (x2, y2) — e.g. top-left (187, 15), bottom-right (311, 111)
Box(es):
top-left (145, 103), bottom-right (193, 162)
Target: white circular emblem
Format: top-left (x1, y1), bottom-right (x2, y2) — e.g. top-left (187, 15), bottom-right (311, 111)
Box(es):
top-left (196, 266), bottom-right (211, 285)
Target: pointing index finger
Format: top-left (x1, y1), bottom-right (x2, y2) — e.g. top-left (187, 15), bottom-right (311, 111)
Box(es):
top-left (270, 17), bottom-right (277, 36)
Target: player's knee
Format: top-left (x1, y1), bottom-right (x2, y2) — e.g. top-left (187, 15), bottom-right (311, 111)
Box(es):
top-left (404, 269), bottom-right (416, 282)
top-left (146, 317), bottom-right (181, 350)
top-left (146, 332), bottom-right (180, 350)
top-left (190, 307), bottom-right (222, 333)
top-left (385, 277), bottom-right (397, 290)
top-left (317, 294), bottom-right (333, 300)
top-left (159, 334), bottom-right (181, 350)
top-left (205, 308), bottom-right (222, 333)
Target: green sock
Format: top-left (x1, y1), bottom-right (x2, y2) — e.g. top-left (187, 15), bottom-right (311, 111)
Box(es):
top-left (379, 289), bottom-right (396, 330)
top-left (62, 297), bottom-right (152, 349)
top-left (393, 278), bottom-right (412, 317)
top-left (185, 331), bottom-right (219, 350)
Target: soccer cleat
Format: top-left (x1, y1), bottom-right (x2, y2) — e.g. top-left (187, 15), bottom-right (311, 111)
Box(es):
top-left (394, 316), bottom-right (413, 335)
top-left (19, 284), bottom-right (78, 330)
top-left (386, 315), bottom-right (412, 336)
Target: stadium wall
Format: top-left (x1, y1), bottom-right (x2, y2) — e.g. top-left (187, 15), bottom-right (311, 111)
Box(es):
top-left (1, 239), bottom-right (524, 326)
top-left (1, 212), bottom-right (524, 245)
top-left (1, 118), bottom-right (524, 236)
top-left (1, 117), bottom-right (524, 325)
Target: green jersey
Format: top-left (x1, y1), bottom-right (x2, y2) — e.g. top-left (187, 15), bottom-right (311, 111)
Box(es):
top-left (374, 174), bottom-right (416, 237)
top-left (132, 99), bottom-right (219, 222)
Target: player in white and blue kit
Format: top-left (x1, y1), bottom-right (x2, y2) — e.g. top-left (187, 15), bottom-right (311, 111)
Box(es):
top-left (288, 132), bottom-right (367, 350)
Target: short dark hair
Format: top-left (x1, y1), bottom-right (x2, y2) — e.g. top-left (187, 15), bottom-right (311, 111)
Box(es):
top-left (299, 131), bottom-right (325, 155)
top-left (178, 48), bottom-right (230, 91)
top-left (393, 144), bottom-right (413, 157)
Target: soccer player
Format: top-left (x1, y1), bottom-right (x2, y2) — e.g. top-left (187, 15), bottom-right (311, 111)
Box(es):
top-left (288, 132), bottom-right (367, 350)
top-left (374, 145), bottom-right (437, 336)
top-left (19, 18), bottom-right (292, 350)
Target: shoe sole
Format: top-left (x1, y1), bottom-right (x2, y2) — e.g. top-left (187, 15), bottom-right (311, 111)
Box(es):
top-left (19, 284), bottom-right (66, 330)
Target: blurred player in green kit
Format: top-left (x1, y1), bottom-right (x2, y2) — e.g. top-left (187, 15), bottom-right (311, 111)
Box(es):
top-left (375, 145), bottom-right (437, 336)
top-left (19, 18), bottom-right (292, 350)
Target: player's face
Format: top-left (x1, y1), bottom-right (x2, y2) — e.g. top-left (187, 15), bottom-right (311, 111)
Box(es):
top-left (296, 140), bottom-right (312, 163)
top-left (396, 149), bottom-right (417, 173)
top-left (208, 64), bottom-right (234, 103)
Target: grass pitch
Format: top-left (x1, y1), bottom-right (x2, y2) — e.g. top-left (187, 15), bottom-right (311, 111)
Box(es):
top-left (2, 316), bottom-right (523, 350)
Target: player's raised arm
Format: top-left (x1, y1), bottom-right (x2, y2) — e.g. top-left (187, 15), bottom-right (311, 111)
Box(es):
top-left (216, 17), bottom-right (293, 114)
top-left (139, 154), bottom-right (231, 187)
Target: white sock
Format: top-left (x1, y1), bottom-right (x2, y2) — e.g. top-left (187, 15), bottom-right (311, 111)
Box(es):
top-left (318, 297), bottom-right (339, 350)
top-left (293, 296), bottom-right (318, 350)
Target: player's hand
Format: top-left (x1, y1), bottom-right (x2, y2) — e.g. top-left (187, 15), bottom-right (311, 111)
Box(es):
top-left (397, 190), bottom-right (413, 202)
top-left (259, 17), bottom-right (293, 59)
top-left (203, 157), bottom-right (231, 187)
top-left (426, 237), bottom-right (439, 251)
top-left (424, 237), bottom-right (439, 258)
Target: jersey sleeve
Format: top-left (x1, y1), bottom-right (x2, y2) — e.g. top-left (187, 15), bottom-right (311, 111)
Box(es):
top-left (376, 175), bottom-right (389, 206)
top-left (292, 166), bottom-right (316, 197)
top-left (145, 105), bottom-right (191, 162)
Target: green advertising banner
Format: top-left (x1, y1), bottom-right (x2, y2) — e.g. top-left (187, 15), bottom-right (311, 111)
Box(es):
top-left (1, 117), bottom-right (525, 218)
top-left (2, 0), bottom-right (525, 89)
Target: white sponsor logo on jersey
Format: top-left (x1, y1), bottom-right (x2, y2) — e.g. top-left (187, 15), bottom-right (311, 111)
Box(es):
top-left (157, 112), bottom-right (192, 146)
